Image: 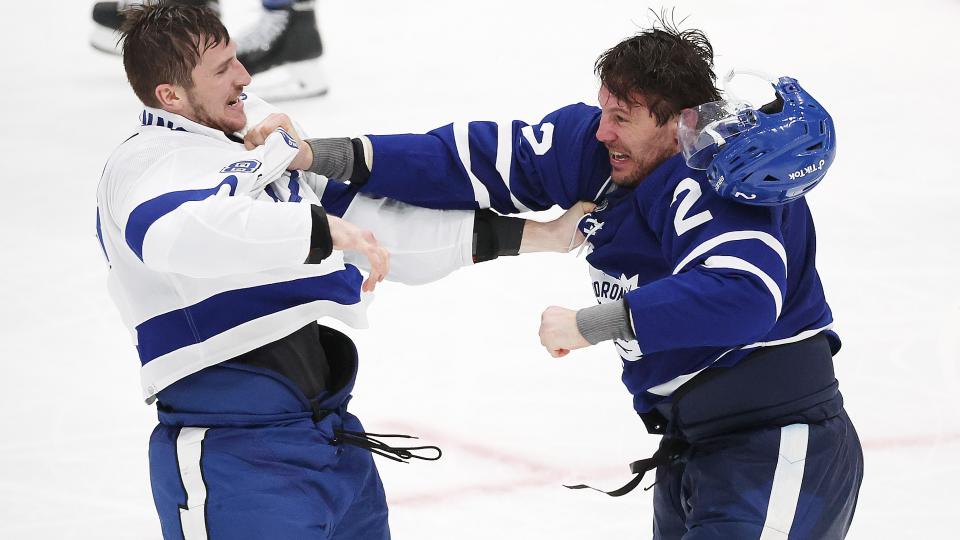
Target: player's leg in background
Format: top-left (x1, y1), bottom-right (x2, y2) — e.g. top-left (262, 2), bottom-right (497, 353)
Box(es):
top-left (89, 0), bottom-right (328, 101)
top-left (90, 0), bottom-right (218, 54)
top-left (235, 0), bottom-right (329, 101)
top-left (678, 414), bottom-right (863, 540)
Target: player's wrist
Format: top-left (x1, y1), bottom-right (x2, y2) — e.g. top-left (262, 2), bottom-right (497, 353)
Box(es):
top-left (304, 137), bottom-right (352, 178)
top-left (575, 300), bottom-right (635, 345)
top-left (519, 219), bottom-right (568, 253)
top-left (303, 137), bottom-right (372, 183)
top-left (291, 143), bottom-right (315, 171)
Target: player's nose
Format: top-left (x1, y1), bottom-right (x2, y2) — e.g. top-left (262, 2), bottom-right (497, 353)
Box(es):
top-left (235, 59), bottom-right (252, 87)
top-left (595, 117), bottom-right (616, 143)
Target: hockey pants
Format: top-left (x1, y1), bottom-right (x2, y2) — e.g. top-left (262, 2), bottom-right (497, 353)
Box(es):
top-left (652, 410), bottom-right (863, 540)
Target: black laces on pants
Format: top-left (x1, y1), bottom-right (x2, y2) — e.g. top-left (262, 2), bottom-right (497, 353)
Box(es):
top-left (564, 437), bottom-right (689, 496)
top-left (333, 429), bottom-right (442, 463)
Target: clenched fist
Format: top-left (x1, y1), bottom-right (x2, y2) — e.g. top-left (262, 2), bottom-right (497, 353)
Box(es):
top-left (244, 113), bottom-right (314, 171)
top-left (538, 305), bottom-right (591, 358)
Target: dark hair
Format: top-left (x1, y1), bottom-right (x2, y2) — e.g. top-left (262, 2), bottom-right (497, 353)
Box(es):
top-left (120, 3), bottom-right (230, 107)
top-left (595, 14), bottom-right (721, 126)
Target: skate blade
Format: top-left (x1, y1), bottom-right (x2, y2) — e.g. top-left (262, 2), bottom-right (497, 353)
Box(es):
top-left (90, 24), bottom-right (123, 55)
top-left (246, 57), bottom-right (330, 102)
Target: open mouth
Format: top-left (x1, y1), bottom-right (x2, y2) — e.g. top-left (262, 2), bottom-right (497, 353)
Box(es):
top-left (226, 96), bottom-right (242, 109)
top-left (609, 150), bottom-right (630, 164)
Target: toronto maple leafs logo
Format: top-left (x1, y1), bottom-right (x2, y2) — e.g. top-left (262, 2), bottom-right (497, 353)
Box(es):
top-left (618, 273), bottom-right (639, 292)
top-left (589, 269), bottom-right (644, 362)
top-left (614, 338), bottom-right (643, 362)
top-left (591, 271), bottom-right (639, 302)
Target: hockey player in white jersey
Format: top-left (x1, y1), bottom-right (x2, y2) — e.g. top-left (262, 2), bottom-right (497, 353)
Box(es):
top-left (95, 4), bottom-right (478, 538)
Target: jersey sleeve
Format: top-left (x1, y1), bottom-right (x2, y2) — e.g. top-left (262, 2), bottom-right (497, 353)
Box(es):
top-left (339, 195), bottom-right (475, 285)
top-left (301, 173), bottom-right (475, 285)
top-left (360, 103), bottom-right (611, 212)
top-left (623, 174), bottom-right (789, 355)
top-left (114, 129), bottom-right (316, 279)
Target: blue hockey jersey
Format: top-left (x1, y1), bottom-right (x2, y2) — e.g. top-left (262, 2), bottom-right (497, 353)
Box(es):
top-left (355, 103), bottom-right (837, 415)
top-left (580, 154), bottom-right (835, 413)
top-left (363, 103), bottom-right (613, 211)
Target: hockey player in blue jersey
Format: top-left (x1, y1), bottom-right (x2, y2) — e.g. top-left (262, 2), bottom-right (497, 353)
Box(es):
top-left (96, 4), bottom-right (490, 539)
top-left (307, 21), bottom-right (863, 540)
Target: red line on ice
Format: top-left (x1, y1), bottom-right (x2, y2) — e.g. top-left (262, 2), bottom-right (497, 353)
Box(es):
top-left (381, 420), bottom-right (960, 507)
top-left (861, 431), bottom-right (960, 451)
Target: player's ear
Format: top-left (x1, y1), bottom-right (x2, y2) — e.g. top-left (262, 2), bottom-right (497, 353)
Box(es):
top-left (667, 113), bottom-right (680, 145)
top-left (154, 83), bottom-right (186, 112)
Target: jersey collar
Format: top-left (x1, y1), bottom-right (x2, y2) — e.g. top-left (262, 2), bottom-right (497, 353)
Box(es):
top-left (136, 107), bottom-right (240, 145)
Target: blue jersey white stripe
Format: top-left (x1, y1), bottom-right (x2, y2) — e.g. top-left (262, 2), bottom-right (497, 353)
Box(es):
top-left (362, 103), bottom-right (612, 214)
top-left (585, 153), bottom-right (832, 412)
top-left (495, 120), bottom-right (532, 212)
top-left (453, 122), bottom-right (492, 208)
top-left (704, 255), bottom-right (784, 319)
top-left (356, 103), bottom-right (836, 414)
top-left (673, 230), bottom-right (787, 275)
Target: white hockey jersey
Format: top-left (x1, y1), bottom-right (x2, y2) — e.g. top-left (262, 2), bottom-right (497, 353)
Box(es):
top-left (96, 93), bottom-right (474, 402)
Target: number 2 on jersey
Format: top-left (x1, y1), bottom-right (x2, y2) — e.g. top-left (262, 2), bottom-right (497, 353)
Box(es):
top-left (520, 123), bottom-right (554, 155)
top-left (671, 178), bottom-right (713, 236)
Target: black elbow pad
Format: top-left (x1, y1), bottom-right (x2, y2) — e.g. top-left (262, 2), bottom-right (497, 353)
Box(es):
top-left (306, 205), bottom-right (333, 263)
top-left (472, 209), bottom-right (525, 263)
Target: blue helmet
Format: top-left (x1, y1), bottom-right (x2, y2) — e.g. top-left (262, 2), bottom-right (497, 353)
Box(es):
top-left (678, 76), bottom-right (836, 205)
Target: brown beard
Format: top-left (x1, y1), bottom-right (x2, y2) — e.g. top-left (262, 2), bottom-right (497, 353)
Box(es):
top-left (612, 147), bottom-right (678, 188)
top-left (185, 88), bottom-right (239, 135)
top-left (612, 167), bottom-right (645, 188)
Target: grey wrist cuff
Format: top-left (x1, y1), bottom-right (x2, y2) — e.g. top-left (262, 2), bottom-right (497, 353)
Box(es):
top-left (306, 137), bottom-right (354, 180)
top-left (575, 300), bottom-right (636, 345)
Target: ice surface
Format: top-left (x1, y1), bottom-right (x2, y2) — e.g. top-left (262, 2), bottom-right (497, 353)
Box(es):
top-left (1, 0), bottom-right (957, 538)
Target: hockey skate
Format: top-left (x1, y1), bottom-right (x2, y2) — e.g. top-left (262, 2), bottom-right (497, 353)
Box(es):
top-left (235, 2), bottom-right (329, 101)
top-left (89, 0), bottom-right (218, 55)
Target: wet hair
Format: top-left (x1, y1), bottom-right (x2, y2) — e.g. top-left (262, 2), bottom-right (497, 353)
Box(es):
top-left (120, 2), bottom-right (230, 107)
top-left (595, 12), bottom-right (721, 126)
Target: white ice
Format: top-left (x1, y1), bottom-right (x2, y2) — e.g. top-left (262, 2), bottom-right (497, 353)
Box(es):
top-left (1, 0), bottom-right (957, 538)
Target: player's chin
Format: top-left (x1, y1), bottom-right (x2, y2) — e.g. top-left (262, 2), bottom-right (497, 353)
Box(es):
top-left (611, 168), bottom-right (643, 188)
top-left (220, 111), bottom-right (247, 134)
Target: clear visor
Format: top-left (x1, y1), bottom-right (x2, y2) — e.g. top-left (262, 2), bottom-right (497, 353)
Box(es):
top-left (678, 100), bottom-right (759, 170)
